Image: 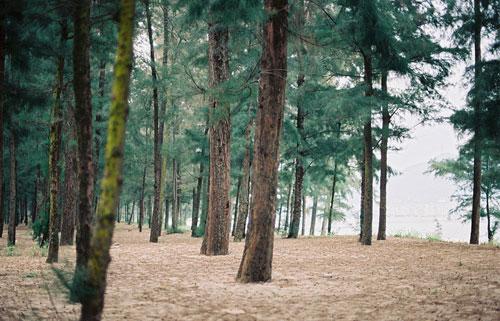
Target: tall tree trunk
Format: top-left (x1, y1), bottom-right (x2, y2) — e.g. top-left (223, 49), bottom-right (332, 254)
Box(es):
top-left (470, 0), bottom-right (482, 245)
top-left (234, 120), bottom-right (252, 242)
top-left (197, 166), bottom-right (209, 237)
top-left (201, 17), bottom-right (231, 256)
top-left (327, 162), bottom-right (338, 235)
top-left (377, 71), bottom-right (389, 241)
top-left (60, 106), bottom-right (77, 246)
top-left (93, 59), bottom-right (106, 213)
top-left (236, 0), bottom-right (288, 283)
top-left (301, 194), bottom-right (306, 236)
top-left (277, 196), bottom-right (283, 231)
top-left (31, 167), bottom-right (39, 224)
top-left (0, 10), bottom-right (4, 238)
top-left (73, 0), bottom-right (94, 283)
top-left (320, 206), bottom-right (327, 236)
top-left (8, 130), bottom-right (16, 246)
top-left (361, 53), bottom-right (374, 246)
top-left (164, 197), bottom-right (169, 230)
top-left (171, 158), bottom-right (178, 231)
top-left (145, 0), bottom-right (163, 243)
top-left (139, 165), bottom-right (146, 232)
top-left (128, 199), bottom-right (135, 224)
top-left (310, 195), bottom-right (317, 236)
top-left (191, 161), bottom-right (203, 236)
top-left (232, 176), bottom-right (241, 236)
top-left (284, 180), bottom-right (292, 233)
top-left (79, 1), bottom-right (134, 318)
top-left (47, 18), bottom-right (67, 263)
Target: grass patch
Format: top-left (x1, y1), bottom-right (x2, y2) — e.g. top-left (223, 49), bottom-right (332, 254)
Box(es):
top-left (425, 234), bottom-right (442, 242)
top-left (393, 231), bottom-right (420, 239)
top-left (5, 245), bottom-right (20, 256)
top-left (30, 244), bottom-right (48, 257)
top-left (23, 271), bottom-right (38, 279)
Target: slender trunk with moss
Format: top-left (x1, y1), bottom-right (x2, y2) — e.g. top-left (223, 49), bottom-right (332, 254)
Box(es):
top-left (201, 18), bottom-right (231, 256)
top-left (73, 0), bottom-right (94, 282)
top-left (79, 1), bottom-right (135, 319)
top-left (8, 131), bottom-right (16, 246)
top-left (47, 18), bottom-right (67, 263)
top-left (237, 0), bottom-right (288, 283)
top-left (470, 0), bottom-right (482, 245)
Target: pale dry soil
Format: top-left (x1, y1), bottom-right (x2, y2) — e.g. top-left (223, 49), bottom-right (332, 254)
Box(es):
top-left (1, 224), bottom-right (499, 321)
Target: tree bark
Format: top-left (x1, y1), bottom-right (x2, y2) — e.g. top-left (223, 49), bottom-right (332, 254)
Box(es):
top-left (60, 107), bottom-right (77, 246)
top-left (301, 193), bottom-right (306, 236)
top-left (284, 180), bottom-right (292, 233)
top-left (470, 0), bottom-right (482, 245)
top-left (47, 18), bottom-right (67, 263)
top-left (8, 131), bottom-right (16, 246)
top-left (361, 53), bottom-right (374, 246)
top-left (237, 0), bottom-right (288, 283)
top-left (73, 0), bottom-right (94, 279)
top-left (234, 120), bottom-right (252, 242)
top-left (377, 71), bottom-right (389, 241)
top-left (232, 176), bottom-right (241, 236)
top-left (0, 10), bottom-right (4, 238)
top-left (191, 162), bottom-right (203, 236)
top-left (79, 1), bottom-right (135, 318)
top-left (145, 0), bottom-right (163, 243)
top-left (201, 18), bottom-right (231, 256)
top-left (327, 162), bottom-right (338, 235)
top-left (139, 165), bottom-right (146, 232)
top-left (310, 195), bottom-right (317, 236)
top-left (171, 158), bottom-right (178, 231)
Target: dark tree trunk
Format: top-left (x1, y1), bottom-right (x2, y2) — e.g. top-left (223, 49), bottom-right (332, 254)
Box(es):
top-left (470, 0), bottom-right (482, 245)
top-left (145, 0), bottom-right (163, 243)
top-left (47, 18), bottom-right (67, 263)
top-left (73, 0), bottom-right (94, 280)
top-left (8, 130), bottom-right (16, 246)
top-left (0, 5), bottom-right (4, 238)
top-left (139, 165), bottom-right (146, 232)
top-left (201, 18), bottom-right (231, 256)
top-left (171, 158), bottom-right (178, 231)
top-left (361, 53), bottom-right (374, 246)
top-left (197, 166), bottom-right (209, 237)
top-left (377, 72), bottom-right (389, 241)
top-left (310, 195), bottom-right (317, 236)
top-left (128, 200), bottom-right (135, 225)
top-left (191, 162), bottom-right (203, 236)
top-left (327, 162), bottom-right (338, 235)
top-left (60, 107), bottom-right (77, 246)
top-left (277, 196), bottom-right (283, 231)
top-left (79, 1), bottom-right (134, 317)
top-left (301, 194), bottom-right (306, 236)
top-left (164, 197), bottom-right (169, 230)
top-left (32, 165), bottom-right (41, 224)
top-left (284, 180), bottom-right (292, 233)
top-left (232, 176), bottom-right (241, 237)
top-left (237, 0), bottom-right (288, 283)
top-left (234, 120), bottom-right (252, 242)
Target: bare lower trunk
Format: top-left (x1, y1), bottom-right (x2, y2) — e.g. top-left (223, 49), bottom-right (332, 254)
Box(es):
top-left (237, 0), bottom-right (288, 283)
top-left (201, 21), bottom-right (231, 256)
top-left (0, 12), bottom-right (4, 238)
top-left (470, 0), bottom-right (482, 245)
top-left (284, 180), bottom-right (292, 233)
top-left (232, 176), bottom-right (241, 236)
top-left (377, 72), bottom-right (389, 241)
top-left (73, 0), bottom-right (94, 281)
top-left (288, 160), bottom-right (304, 238)
top-left (234, 120), bottom-right (252, 242)
top-left (8, 131), bottom-right (16, 246)
top-left (361, 53), bottom-right (373, 246)
top-left (47, 18), bottom-right (67, 263)
top-left (310, 195), bottom-right (317, 236)
top-left (139, 165), bottom-right (146, 232)
top-left (191, 162), bottom-right (203, 236)
top-left (60, 125), bottom-right (77, 246)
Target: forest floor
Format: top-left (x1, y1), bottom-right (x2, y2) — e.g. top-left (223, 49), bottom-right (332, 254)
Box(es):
top-left (1, 224), bottom-right (499, 321)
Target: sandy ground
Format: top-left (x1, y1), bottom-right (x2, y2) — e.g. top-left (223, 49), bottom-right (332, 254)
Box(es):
top-left (1, 224), bottom-right (499, 321)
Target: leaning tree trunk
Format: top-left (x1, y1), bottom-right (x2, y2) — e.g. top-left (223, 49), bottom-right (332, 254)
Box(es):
top-left (201, 18), bottom-right (231, 256)
top-left (310, 195), bottom-right (317, 236)
top-left (234, 119), bottom-right (252, 242)
top-left (284, 180), bottom-right (292, 233)
top-left (73, 0), bottom-right (94, 282)
top-left (470, 0), bottom-right (482, 245)
top-left (361, 53), bottom-right (374, 246)
top-left (327, 162), bottom-right (338, 234)
top-left (0, 11), bottom-right (4, 238)
top-left (301, 193), bottom-right (306, 236)
top-left (8, 130), bottom-right (16, 246)
top-left (79, 1), bottom-right (135, 319)
top-left (237, 0), bottom-right (288, 283)
top-left (145, 0), bottom-right (163, 243)
top-left (377, 71), bottom-right (389, 241)
top-left (47, 18), bottom-right (67, 263)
